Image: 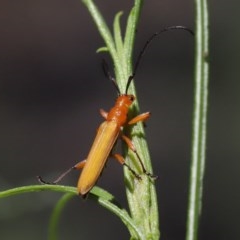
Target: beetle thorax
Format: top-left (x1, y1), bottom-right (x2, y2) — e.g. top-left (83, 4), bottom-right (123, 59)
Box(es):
top-left (107, 94), bottom-right (135, 126)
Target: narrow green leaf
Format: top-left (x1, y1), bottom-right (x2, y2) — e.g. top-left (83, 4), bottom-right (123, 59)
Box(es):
top-left (0, 185), bottom-right (77, 198)
top-left (123, 0), bottom-right (143, 83)
top-left (98, 198), bottom-right (142, 239)
top-left (0, 184), bottom-right (115, 201)
top-left (48, 193), bottom-right (75, 240)
top-left (113, 11), bottom-right (124, 54)
top-left (186, 0), bottom-right (209, 240)
top-left (96, 46), bottom-right (108, 53)
top-left (82, 0), bottom-right (118, 65)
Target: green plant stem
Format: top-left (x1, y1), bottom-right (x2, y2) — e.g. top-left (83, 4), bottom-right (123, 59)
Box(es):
top-left (186, 0), bottom-right (209, 240)
top-left (81, 0), bottom-right (159, 239)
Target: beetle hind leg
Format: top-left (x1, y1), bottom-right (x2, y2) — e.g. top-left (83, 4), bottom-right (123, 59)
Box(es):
top-left (111, 153), bottom-right (142, 180)
top-left (121, 135), bottom-right (158, 180)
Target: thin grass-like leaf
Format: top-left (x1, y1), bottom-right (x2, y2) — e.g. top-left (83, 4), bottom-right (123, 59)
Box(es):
top-left (48, 193), bottom-right (75, 240)
top-left (186, 0), bottom-right (209, 239)
top-left (113, 11), bottom-right (124, 54)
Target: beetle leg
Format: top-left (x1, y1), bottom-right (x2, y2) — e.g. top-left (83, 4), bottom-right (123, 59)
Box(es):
top-left (128, 112), bottom-right (150, 125)
top-left (38, 159), bottom-right (87, 185)
top-left (99, 108), bottom-right (108, 119)
top-left (112, 153), bottom-right (141, 180)
top-left (74, 159), bottom-right (87, 170)
top-left (121, 135), bottom-right (158, 179)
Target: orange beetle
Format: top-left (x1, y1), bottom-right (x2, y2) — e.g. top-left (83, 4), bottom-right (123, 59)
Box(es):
top-left (38, 26), bottom-right (193, 197)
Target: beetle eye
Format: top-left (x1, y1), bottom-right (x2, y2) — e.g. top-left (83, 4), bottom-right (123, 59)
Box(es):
top-left (130, 95), bottom-right (135, 101)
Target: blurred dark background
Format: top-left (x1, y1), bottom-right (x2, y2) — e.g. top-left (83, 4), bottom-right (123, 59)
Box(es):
top-left (0, 0), bottom-right (239, 239)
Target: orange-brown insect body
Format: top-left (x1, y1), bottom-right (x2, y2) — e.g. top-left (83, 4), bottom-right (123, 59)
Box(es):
top-left (77, 94), bottom-right (135, 196)
top-left (38, 25), bottom-right (191, 197)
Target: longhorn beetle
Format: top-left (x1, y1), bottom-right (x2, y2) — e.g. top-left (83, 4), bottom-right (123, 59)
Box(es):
top-left (38, 26), bottom-right (193, 197)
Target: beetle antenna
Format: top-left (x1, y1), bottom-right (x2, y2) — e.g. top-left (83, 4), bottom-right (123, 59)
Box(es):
top-left (125, 25), bottom-right (194, 94)
top-left (125, 75), bottom-right (134, 94)
top-left (102, 59), bottom-right (121, 96)
top-left (37, 166), bottom-right (75, 185)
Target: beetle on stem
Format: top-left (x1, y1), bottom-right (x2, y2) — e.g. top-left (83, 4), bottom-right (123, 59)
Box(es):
top-left (38, 26), bottom-right (193, 198)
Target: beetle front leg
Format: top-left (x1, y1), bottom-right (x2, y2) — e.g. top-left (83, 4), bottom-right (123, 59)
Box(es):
top-left (128, 112), bottom-right (151, 125)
